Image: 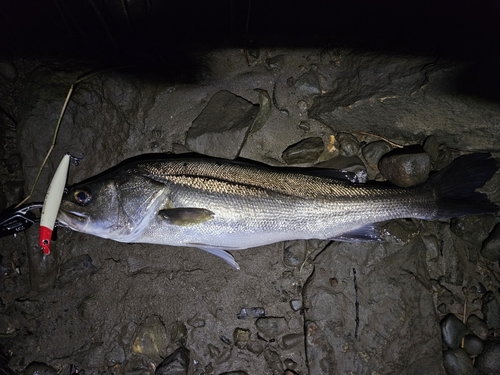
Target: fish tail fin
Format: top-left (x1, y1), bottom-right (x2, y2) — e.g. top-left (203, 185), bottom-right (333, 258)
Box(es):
top-left (425, 153), bottom-right (498, 219)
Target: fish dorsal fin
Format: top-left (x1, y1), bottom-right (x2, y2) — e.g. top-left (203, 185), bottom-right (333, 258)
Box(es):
top-left (158, 208), bottom-right (214, 226)
top-left (329, 224), bottom-right (383, 242)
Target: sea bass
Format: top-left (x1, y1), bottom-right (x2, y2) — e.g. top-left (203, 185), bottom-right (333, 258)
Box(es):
top-left (57, 153), bottom-right (498, 269)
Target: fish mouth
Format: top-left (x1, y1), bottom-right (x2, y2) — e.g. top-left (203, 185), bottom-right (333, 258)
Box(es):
top-left (58, 206), bottom-right (89, 226)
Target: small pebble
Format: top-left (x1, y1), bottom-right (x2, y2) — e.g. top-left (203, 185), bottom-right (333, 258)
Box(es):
top-left (255, 317), bottom-right (287, 338)
top-left (298, 121), bottom-right (310, 131)
top-left (132, 316), bottom-right (168, 360)
top-left (362, 140), bottom-right (392, 168)
top-left (233, 328), bottom-right (250, 349)
top-left (266, 55), bottom-right (285, 71)
top-left (219, 372), bottom-right (248, 375)
top-left (441, 313), bottom-right (467, 349)
top-left (437, 303), bottom-right (448, 314)
top-left (6, 154), bottom-right (22, 173)
top-left (337, 132), bottom-right (360, 157)
top-left (297, 100), bottom-right (308, 112)
top-left (281, 333), bottom-right (302, 349)
top-left (378, 149), bottom-right (431, 187)
top-left (481, 223), bottom-right (500, 262)
top-left (283, 358), bottom-right (297, 370)
top-left (155, 346), bottom-right (190, 375)
top-left (263, 350), bottom-right (283, 372)
top-left (481, 291), bottom-right (500, 329)
top-left (58, 254), bottom-right (96, 285)
top-left (295, 70), bottom-right (321, 95)
top-left (442, 348), bottom-right (474, 375)
top-left (23, 362), bottom-right (58, 375)
top-left (462, 334), bottom-right (483, 356)
top-left (290, 300), bottom-right (302, 311)
top-left (283, 241), bottom-right (306, 267)
top-left (422, 234), bottom-right (440, 262)
top-left (170, 321), bottom-right (187, 344)
top-left (207, 344), bottom-right (220, 358)
top-left (282, 137), bottom-right (324, 165)
top-left (475, 340), bottom-right (500, 374)
top-left (466, 314), bottom-right (489, 340)
top-left (237, 307), bottom-right (265, 319)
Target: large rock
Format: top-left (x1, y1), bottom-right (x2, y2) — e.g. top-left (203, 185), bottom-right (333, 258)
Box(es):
top-left (186, 90), bottom-right (259, 159)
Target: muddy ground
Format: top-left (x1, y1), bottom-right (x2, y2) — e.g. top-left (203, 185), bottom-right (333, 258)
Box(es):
top-left (1, 2), bottom-right (500, 374)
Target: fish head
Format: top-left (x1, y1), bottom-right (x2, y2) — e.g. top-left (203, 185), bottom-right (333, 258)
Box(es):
top-left (58, 169), bottom-right (166, 241)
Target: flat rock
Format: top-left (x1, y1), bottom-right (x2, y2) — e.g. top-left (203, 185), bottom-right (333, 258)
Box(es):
top-left (282, 137), bottom-right (324, 164)
top-left (466, 314), bottom-right (489, 340)
top-left (186, 90), bottom-right (259, 159)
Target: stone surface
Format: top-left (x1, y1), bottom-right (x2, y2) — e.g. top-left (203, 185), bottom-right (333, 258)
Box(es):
top-left (155, 346), bottom-right (190, 375)
top-left (441, 313), bottom-right (467, 349)
top-left (466, 314), bottom-right (489, 341)
top-left (282, 137), bottom-right (324, 164)
top-left (378, 149), bottom-right (431, 187)
top-left (463, 334), bottom-right (483, 356)
top-left (482, 292), bottom-right (500, 329)
top-left (481, 223), bottom-right (500, 261)
top-left (186, 90), bottom-right (259, 159)
top-left (475, 340), bottom-right (500, 374)
top-left (442, 348), bottom-right (474, 375)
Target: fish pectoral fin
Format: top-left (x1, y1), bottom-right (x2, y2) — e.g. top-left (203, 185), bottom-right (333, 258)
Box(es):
top-left (329, 224), bottom-right (383, 242)
top-left (187, 243), bottom-right (240, 270)
top-left (158, 208), bottom-right (214, 226)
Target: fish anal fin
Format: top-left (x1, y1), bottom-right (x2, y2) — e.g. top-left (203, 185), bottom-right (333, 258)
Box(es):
top-left (187, 243), bottom-right (240, 270)
top-left (159, 208), bottom-right (214, 226)
top-left (329, 224), bottom-right (383, 242)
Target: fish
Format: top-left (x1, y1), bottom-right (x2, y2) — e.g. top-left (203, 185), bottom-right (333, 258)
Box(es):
top-left (57, 153), bottom-right (498, 269)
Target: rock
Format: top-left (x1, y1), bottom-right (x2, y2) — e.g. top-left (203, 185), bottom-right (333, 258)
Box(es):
top-left (155, 346), bottom-right (190, 375)
top-left (263, 349), bottom-right (283, 372)
top-left (423, 135), bottom-right (440, 164)
top-left (481, 223), bottom-right (500, 261)
top-left (186, 90), bottom-right (259, 159)
top-left (362, 140), bottom-right (392, 168)
top-left (266, 55), bottom-right (285, 71)
top-left (58, 254), bottom-right (96, 285)
top-left (219, 372), bottom-right (248, 375)
top-left (284, 358), bottom-right (297, 370)
top-left (281, 333), bottom-right (302, 349)
top-left (378, 149), bottom-right (431, 187)
top-left (290, 300), bottom-right (302, 312)
top-left (132, 316), bottom-right (168, 360)
top-left (463, 334), bottom-right (483, 356)
top-left (441, 313), bottom-right (467, 349)
top-left (481, 292), bottom-right (500, 329)
top-left (0, 58), bottom-right (18, 82)
top-left (170, 321), bottom-right (187, 344)
top-left (255, 317), bottom-right (287, 338)
top-left (475, 340), bottom-right (500, 373)
top-left (283, 240), bottom-right (306, 267)
top-left (337, 132), bottom-right (360, 157)
top-left (422, 234), bottom-right (440, 262)
top-left (233, 328), bottom-right (250, 349)
top-left (105, 344), bottom-right (126, 366)
top-left (237, 307), bottom-right (265, 319)
top-left (295, 70), bottom-right (321, 95)
top-left (23, 362), bottom-right (58, 375)
top-left (316, 155), bottom-right (367, 183)
top-left (450, 215), bottom-right (495, 245)
top-left (442, 348), bottom-right (474, 375)
top-left (466, 314), bottom-right (489, 340)
top-left (249, 89), bottom-right (271, 134)
top-left (5, 154), bottom-right (22, 174)
top-left (282, 137), bottom-right (324, 164)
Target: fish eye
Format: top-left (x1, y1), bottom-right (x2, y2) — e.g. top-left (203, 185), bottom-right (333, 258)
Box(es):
top-left (74, 189), bottom-right (92, 205)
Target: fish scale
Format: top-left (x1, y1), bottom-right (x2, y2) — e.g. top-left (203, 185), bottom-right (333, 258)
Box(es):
top-left (57, 153), bottom-right (498, 269)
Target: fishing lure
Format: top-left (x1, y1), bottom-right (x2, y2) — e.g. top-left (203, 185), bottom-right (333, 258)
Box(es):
top-left (39, 153), bottom-right (70, 254)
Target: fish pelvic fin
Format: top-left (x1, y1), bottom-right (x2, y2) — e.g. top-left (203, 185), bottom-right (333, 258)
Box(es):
top-left (424, 153), bottom-right (498, 219)
top-left (329, 224), bottom-right (384, 242)
top-left (187, 243), bottom-right (240, 270)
